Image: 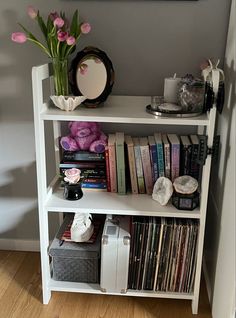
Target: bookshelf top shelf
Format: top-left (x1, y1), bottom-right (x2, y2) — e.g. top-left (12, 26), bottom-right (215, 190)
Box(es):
top-left (46, 185), bottom-right (200, 219)
top-left (41, 95), bottom-right (210, 126)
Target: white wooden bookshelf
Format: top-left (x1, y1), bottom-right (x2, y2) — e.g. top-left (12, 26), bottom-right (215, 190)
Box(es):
top-left (32, 63), bottom-right (217, 315)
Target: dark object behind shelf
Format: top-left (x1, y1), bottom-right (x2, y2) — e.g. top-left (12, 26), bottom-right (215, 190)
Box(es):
top-left (172, 191), bottom-right (200, 211)
top-left (70, 46), bottom-right (115, 107)
top-left (196, 135), bottom-right (221, 166)
top-left (203, 81), bottom-right (225, 114)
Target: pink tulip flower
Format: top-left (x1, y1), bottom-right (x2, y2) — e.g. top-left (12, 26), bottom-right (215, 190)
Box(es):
top-left (80, 23), bottom-right (91, 34)
top-left (11, 32), bottom-right (27, 43)
top-left (66, 36), bottom-right (76, 46)
top-left (54, 17), bottom-right (64, 28)
top-left (57, 31), bottom-right (68, 42)
top-left (49, 11), bottom-right (59, 21)
top-left (27, 5), bottom-right (38, 19)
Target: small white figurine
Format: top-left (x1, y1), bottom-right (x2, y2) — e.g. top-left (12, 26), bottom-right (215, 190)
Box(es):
top-left (70, 213), bottom-right (94, 242)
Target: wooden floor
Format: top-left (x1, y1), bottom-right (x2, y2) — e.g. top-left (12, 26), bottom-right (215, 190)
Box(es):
top-left (0, 251), bottom-right (212, 318)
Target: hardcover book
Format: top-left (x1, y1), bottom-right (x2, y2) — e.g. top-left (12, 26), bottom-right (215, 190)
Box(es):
top-left (154, 133), bottom-right (165, 177)
top-left (148, 135), bottom-right (159, 183)
top-left (62, 150), bottom-right (105, 162)
top-left (162, 134), bottom-right (171, 179)
top-left (139, 137), bottom-right (153, 195)
top-left (189, 135), bottom-right (200, 181)
top-left (180, 135), bottom-right (192, 176)
top-left (167, 134), bottom-right (180, 182)
top-left (104, 146), bottom-right (111, 192)
top-left (108, 134), bottom-right (117, 193)
top-left (125, 135), bottom-right (138, 194)
top-left (59, 161), bottom-right (106, 169)
top-left (133, 137), bottom-right (145, 194)
top-left (115, 132), bottom-right (126, 194)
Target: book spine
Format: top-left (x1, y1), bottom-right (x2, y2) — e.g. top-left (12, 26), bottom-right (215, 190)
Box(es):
top-left (134, 145), bottom-right (145, 194)
top-left (171, 144), bottom-right (180, 182)
top-left (140, 145), bottom-right (153, 195)
top-left (60, 162), bottom-right (106, 169)
top-left (60, 168), bottom-right (106, 177)
top-left (63, 151), bottom-right (105, 161)
top-left (108, 144), bottom-right (117, 193)
top-left (81, 182), bottom-right (107, 189)
top-left (157, 143), bottom-right (165, 177)
top-left (164, 143), bottom-right (171, 179)
top-left (116, 142), bottom-right (126, 195)
top-left (190, 144), bottom-right (200, 181)
top-left (83, 178), bottom-right (107, 183)
top-left (150, 144), bottom-right (159, 183)
top-left (127, 145), bottom-right (139, 194)
top-left (105, 147), bottom-right (111, 192)
top-left (180, 145), bottom-right (191, 176)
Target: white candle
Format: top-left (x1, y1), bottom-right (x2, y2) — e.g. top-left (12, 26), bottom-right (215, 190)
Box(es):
top-left (164, 74), bottom-right (181, 104)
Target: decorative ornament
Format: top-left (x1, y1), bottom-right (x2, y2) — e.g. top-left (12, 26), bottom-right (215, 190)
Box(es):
top-left (152, 177), bottom-right (173, 206)
top-left (173, 175), bottom-right (198, 194)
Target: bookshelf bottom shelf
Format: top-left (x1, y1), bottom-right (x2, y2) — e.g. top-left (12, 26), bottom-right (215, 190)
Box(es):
top-left (49, 279), bottom-right (194, 300)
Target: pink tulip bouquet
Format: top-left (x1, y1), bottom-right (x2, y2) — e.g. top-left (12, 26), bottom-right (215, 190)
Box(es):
top-left (11, 6), bottom-right (91, 95)
top-left (11, 6), bottom-right (91, 59)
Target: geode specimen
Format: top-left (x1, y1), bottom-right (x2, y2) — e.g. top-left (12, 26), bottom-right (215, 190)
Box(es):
top-left (173, 175), bottom-right (198, 194)
top-left (152, 177), bottom-right (173, 206)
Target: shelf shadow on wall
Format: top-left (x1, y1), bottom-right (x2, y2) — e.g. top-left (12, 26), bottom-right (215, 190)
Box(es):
top-left (204, 58), bottom-right (235, 303)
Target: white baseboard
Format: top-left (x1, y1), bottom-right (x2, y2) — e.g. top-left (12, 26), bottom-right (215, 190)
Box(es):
top-left (203, 255), bottom-right (212, 305)
top-left (0, 238), bottom-right (40, 252)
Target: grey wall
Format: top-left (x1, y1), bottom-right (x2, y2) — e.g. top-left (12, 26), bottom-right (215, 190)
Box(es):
top-left (0, 0), bottom-right (231, 242)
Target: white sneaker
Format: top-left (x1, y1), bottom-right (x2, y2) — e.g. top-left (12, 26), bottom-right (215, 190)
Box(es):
top-left (70, 213), bottom-right (94, 242)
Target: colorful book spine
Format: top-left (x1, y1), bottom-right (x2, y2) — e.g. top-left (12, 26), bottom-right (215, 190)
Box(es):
top-left (60, 168), bottom-right (106, 178)
top-left (189, 135), bottom-right (200, 181)
top-left (162, 134), bottom-right (171, 179)
top-left (148, 135), bottom-right (158, 184)
top-left (180, 136), bottom-right (192, 176)
top-left (105, 146), bottom-right (111, 192)
top-left (167, 134), bottom-right (180, 182)
top-left (81, 182), bottom-right (107, 189)
top-left (125, 135), bottom-right (138, 194)
top-left (139, 137), bottom-right (153, 195)
top-left (133, 137), bottom-right (145, 194)
top-left (62, 150), bottom-right (105, 161)
top-left (115, 132), bottom-right (126, 195)
top-left (59, 161), bottom-right (105, 169)
top-left (154, 133), bottom-right (165, 177)
top-left (108, 134), bottom-right (117, 193)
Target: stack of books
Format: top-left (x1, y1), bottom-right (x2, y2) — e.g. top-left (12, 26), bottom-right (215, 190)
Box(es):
top-left (106, 133), bottom-right (201, 195)
top-left (60, 150), bottom-right (107, 191)
top-left (128, 216), bottom-right (198, 293)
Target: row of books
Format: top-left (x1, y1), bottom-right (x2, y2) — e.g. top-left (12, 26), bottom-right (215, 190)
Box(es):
top-left (128, 217), bottom-right (198, 293)
top-left (106, 132), bottom-right (201, 195)
top-left (60, 150), bottom-right (107, 190)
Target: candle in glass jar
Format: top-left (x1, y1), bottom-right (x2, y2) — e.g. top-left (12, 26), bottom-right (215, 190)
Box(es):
top-left (164, 74), bottom-right (181, 104)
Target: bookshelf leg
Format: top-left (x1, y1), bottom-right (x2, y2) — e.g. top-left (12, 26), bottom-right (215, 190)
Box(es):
top-left (42, 286), bottom-right (51, 304)
top-left (191, 297), bottom-right (199, 315)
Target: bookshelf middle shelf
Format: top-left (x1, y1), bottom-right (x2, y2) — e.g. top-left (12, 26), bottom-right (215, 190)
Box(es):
top-left (45, 183), bottom-right (200, 219)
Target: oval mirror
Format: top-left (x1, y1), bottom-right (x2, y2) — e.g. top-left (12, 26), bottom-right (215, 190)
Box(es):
top-left (70, 47), bottom-right (115, 107)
